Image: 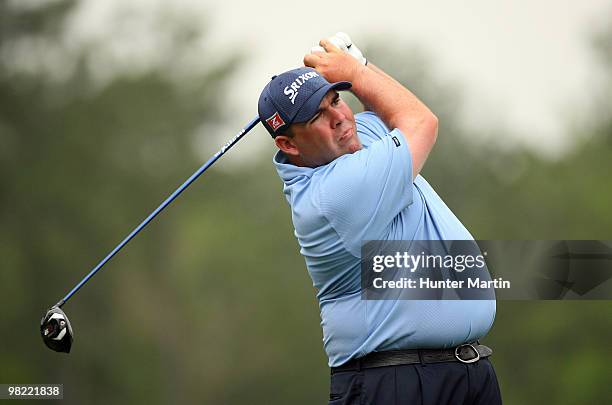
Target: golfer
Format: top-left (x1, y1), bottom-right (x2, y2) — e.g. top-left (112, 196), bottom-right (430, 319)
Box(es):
top-left (258, 35), bottom-right (502, 404)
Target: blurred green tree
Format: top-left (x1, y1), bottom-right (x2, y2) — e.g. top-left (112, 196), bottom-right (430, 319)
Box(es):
top-left (0, 1), bottom-right (271, 404)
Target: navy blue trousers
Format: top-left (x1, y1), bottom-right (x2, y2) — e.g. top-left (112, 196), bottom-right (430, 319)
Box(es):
top-left (329, 358), bottom-right (502, 405)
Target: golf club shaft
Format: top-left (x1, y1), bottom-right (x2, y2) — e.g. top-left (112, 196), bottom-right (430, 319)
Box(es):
top-left (55, 116), bottom-right (261, 308)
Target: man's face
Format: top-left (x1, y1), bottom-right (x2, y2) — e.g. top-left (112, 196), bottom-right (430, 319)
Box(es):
top-left (276, 91), bottom-right (362, 167)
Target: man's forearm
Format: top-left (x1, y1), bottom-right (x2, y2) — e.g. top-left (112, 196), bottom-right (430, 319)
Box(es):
top-left (356, 63), bottom-right (400, 112)
top-left (350, 63), bottom-right (438, 177)
top-left (351, 63), bottom-right (434, 138)
top-left (366, 63), bottom-right (406, 93)
top-left (304, 40), bottom-right (438, 177)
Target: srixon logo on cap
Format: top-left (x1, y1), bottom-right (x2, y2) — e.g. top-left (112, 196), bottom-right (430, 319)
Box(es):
top-left (266, 112), bottom-right (285, 132)
top-left (284, 71), bottom-right (319, 104)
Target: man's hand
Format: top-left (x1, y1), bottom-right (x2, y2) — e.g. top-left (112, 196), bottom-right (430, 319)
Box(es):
top-left (304, 39), bottom-right (366, 84)
top-left (311, 32), bottom-right (367, 66)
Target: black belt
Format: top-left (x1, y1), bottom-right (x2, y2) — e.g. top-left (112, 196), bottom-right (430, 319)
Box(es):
top-left (331, 343), bottom-right (493, 374)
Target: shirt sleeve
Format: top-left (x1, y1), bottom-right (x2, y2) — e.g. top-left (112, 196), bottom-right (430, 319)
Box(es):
top-left (318, 128), bottom-right (414, 257)
top-left (355, 111), bottom-right (391, 142)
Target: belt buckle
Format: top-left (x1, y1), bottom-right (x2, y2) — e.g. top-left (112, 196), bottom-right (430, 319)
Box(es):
top-left (454, 343), bottom-right (480, 364)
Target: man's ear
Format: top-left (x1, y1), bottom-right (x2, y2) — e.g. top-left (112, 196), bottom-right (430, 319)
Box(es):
top-left (274, 135), bottom-right (300, 156)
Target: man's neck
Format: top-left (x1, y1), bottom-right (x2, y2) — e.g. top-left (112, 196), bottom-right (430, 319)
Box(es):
top-left (284, 152), bottom-right (312, 168)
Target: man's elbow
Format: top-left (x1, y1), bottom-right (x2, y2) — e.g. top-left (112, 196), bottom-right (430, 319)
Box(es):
top-left (426, 113), bottom-right (439, 144)
top-left (394, 111), bottom-right (438, 139)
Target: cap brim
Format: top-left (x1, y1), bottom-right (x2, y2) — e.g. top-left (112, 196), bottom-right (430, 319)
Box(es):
top-left (293, 81), bottom-right (352, 123)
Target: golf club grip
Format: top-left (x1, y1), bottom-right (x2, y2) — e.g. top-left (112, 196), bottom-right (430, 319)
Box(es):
top-left (57, 116), bottom-right (261, 307)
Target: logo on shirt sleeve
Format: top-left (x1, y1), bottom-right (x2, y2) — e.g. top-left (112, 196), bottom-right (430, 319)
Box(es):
top-left (392, 136), bottom-right (401, 147)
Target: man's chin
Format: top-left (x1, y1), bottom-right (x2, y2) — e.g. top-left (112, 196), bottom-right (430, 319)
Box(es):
top-left (336, 143), bottom-right (361, 159)
top-left (347, 140), bottom-right (363, 154)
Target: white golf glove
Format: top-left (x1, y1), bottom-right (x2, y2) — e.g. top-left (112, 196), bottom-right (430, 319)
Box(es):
top-left (310, 32), bottom-right (367, 65)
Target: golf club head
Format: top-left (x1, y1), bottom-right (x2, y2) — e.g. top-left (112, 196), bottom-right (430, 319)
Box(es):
top-left (40, 306), bottom-right (73, 353)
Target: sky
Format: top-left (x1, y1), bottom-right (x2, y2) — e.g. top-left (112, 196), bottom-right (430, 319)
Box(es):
top-left (67, 0), bottom-right (611, 163)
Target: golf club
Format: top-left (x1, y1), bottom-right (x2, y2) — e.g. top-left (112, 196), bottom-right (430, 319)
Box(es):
top-left (41, 116), bottom-right (261, 353)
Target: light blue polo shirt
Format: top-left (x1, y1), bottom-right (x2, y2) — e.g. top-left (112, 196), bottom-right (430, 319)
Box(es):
top-left (274, 111), bottom-right (495, 367)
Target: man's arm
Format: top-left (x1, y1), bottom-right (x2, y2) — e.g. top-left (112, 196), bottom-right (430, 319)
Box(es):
top-left (304, 39), bottom-right (438, 179)
top-left (363, 62), bottom-right (407, 102)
